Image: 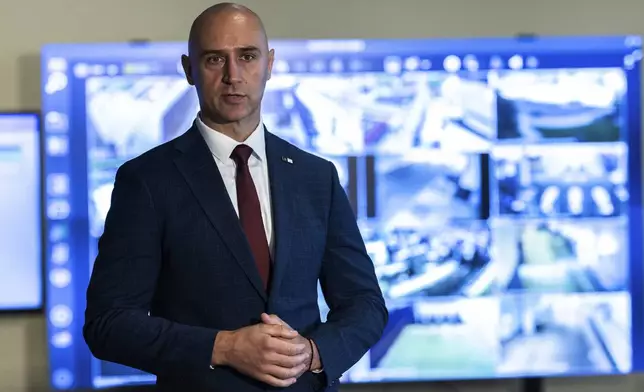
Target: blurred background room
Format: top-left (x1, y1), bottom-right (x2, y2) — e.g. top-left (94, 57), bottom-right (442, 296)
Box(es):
top-left (2, 0), bottom-right (644, 391)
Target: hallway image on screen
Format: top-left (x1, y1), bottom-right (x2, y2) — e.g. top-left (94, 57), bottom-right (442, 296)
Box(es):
top-left (497, 292), bottom-right (631, 375)
top-left (342, 297), bottom-right (500, 382)
top-left (490, 217), bottom-right (627, 294)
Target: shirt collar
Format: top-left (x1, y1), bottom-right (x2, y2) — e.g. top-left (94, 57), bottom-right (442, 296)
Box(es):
top-left (196, 114), bottom-right (266, 164)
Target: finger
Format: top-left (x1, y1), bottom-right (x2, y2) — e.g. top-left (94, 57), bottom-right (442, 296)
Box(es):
top-left (265, 336), bottom-right (307, 356)
top-left (262, 363), bottom-right (308, 381)
top-left (258, 373), bottom-right (297, 388)
top-left (266, 352), bottom-right (310, 368)
top-left (263, 324), bottom-right (298, 339)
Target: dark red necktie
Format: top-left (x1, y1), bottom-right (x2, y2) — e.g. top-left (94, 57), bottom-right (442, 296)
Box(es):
top-left (230, 144), bottom-right (271, 290)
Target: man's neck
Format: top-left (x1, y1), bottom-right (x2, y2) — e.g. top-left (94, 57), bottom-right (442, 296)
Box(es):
top-left (200, 113), bottom-right (260, 142)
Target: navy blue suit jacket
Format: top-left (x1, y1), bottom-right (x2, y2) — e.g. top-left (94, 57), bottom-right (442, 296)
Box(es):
top-left (83, 124), bottom-right (388, 392)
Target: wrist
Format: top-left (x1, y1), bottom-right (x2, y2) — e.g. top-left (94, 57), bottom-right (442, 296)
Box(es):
top-left (212, 330), bottom-right (234, 366)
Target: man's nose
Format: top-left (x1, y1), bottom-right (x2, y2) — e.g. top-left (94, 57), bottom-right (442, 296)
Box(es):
top-left (223, 59), bottom-right (243, 84)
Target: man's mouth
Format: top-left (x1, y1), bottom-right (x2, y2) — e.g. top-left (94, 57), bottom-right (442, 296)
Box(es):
top-left (222, 94), bottom-right (247, 104)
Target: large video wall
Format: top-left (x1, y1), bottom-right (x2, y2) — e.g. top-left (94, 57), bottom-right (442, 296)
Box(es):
top-left (41, 36), bottom-right (643, 389)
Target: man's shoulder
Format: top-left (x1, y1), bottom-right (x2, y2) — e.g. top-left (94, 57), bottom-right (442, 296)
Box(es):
top-left (266, 132), bottom-right (332, 170)
top-left (117, 132), bottom-right (185, 178)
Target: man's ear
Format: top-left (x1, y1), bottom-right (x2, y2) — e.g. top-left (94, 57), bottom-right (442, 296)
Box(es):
top-left (181, 54), bottom-right (195, 86)
top-left (266, 48), bottom-right (274, 80)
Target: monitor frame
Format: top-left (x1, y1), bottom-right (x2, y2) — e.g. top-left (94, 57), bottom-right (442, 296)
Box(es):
top-left (0, 110), bottom-right (45, 314)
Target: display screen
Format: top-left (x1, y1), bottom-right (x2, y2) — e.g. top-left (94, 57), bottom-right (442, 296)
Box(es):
top-left (41, 36), bottom-right (643, 389)
top-left (0, 112), bottom-right (43, 312)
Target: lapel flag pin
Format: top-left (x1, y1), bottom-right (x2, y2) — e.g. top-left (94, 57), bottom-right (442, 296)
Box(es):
top-left (281, 156), bottom-right (293, 164)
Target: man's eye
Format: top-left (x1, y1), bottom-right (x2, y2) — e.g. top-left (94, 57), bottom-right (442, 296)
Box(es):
top-left (241, 54), bottom-right (256, 61)
top-left (206, 56), bottom-right (223, 64)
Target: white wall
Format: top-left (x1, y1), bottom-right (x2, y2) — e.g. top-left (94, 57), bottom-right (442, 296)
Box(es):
top-left (1, 0), bottom-right (643, 391)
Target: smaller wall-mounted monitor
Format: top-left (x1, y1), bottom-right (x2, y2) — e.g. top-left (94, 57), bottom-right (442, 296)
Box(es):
top-left (0, 112), bottom-right (43, 311)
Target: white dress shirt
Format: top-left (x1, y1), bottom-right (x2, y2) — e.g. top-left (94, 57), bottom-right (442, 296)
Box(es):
top-left (196, 116), bottom-right (274, 253)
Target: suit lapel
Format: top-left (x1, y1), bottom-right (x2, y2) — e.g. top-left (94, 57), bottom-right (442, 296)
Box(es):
top-left (265, 130), bottom-right (296, 296)
top-left (173, 125), bottom-right (267, 301)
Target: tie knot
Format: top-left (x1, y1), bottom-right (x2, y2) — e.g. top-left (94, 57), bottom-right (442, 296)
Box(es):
top-left (231, 144), bottom-right (253, 166)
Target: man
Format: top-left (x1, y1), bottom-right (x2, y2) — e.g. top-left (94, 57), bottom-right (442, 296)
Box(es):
top-left (83, 3), bottom-right (388, 391)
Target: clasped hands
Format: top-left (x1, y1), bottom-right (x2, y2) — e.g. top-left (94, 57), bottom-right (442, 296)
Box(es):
top-left (212, 313), bottom-right (320, 387)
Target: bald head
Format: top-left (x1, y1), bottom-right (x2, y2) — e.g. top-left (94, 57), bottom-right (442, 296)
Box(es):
top-left (188, 2), bottom-right (268, 57)
top-left (181, 2), bottom-right (274, 139)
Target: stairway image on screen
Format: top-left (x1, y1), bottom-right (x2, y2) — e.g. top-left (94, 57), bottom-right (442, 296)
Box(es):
top-left (41, 37), bottom-right (641, 390)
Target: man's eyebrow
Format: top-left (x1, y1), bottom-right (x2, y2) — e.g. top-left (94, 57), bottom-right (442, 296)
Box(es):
top-left (238, 45), bottom-right (261, 52)
top-left (199, 46), bottom-right (261, 56)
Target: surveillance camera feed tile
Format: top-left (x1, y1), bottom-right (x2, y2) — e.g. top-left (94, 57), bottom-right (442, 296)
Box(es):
top-left (0, 113), bottom-right (43, 311)
top-left (41, 36), bottom-right (643, 389)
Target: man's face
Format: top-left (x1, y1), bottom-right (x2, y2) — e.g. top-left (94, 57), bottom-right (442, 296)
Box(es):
top-left (182, 11), bottom-right (274, 124)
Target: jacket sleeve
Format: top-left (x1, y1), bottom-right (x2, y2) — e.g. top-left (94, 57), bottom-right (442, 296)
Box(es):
top-left (307, 161), bottom-right (389, 386)
top-left (83, 162), bottom-right (219, 376)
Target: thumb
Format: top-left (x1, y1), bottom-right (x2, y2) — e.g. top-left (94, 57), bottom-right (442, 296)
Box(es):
top-left (260, 313), bottom-right (276, 324)
top-left (261, 313), bottom-right (291, 328)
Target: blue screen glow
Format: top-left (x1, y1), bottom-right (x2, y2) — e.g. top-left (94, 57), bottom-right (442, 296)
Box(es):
top-left (41, 36), bottom-right (643, 389)
top-left (0, 112), bottom-right (42, 311)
